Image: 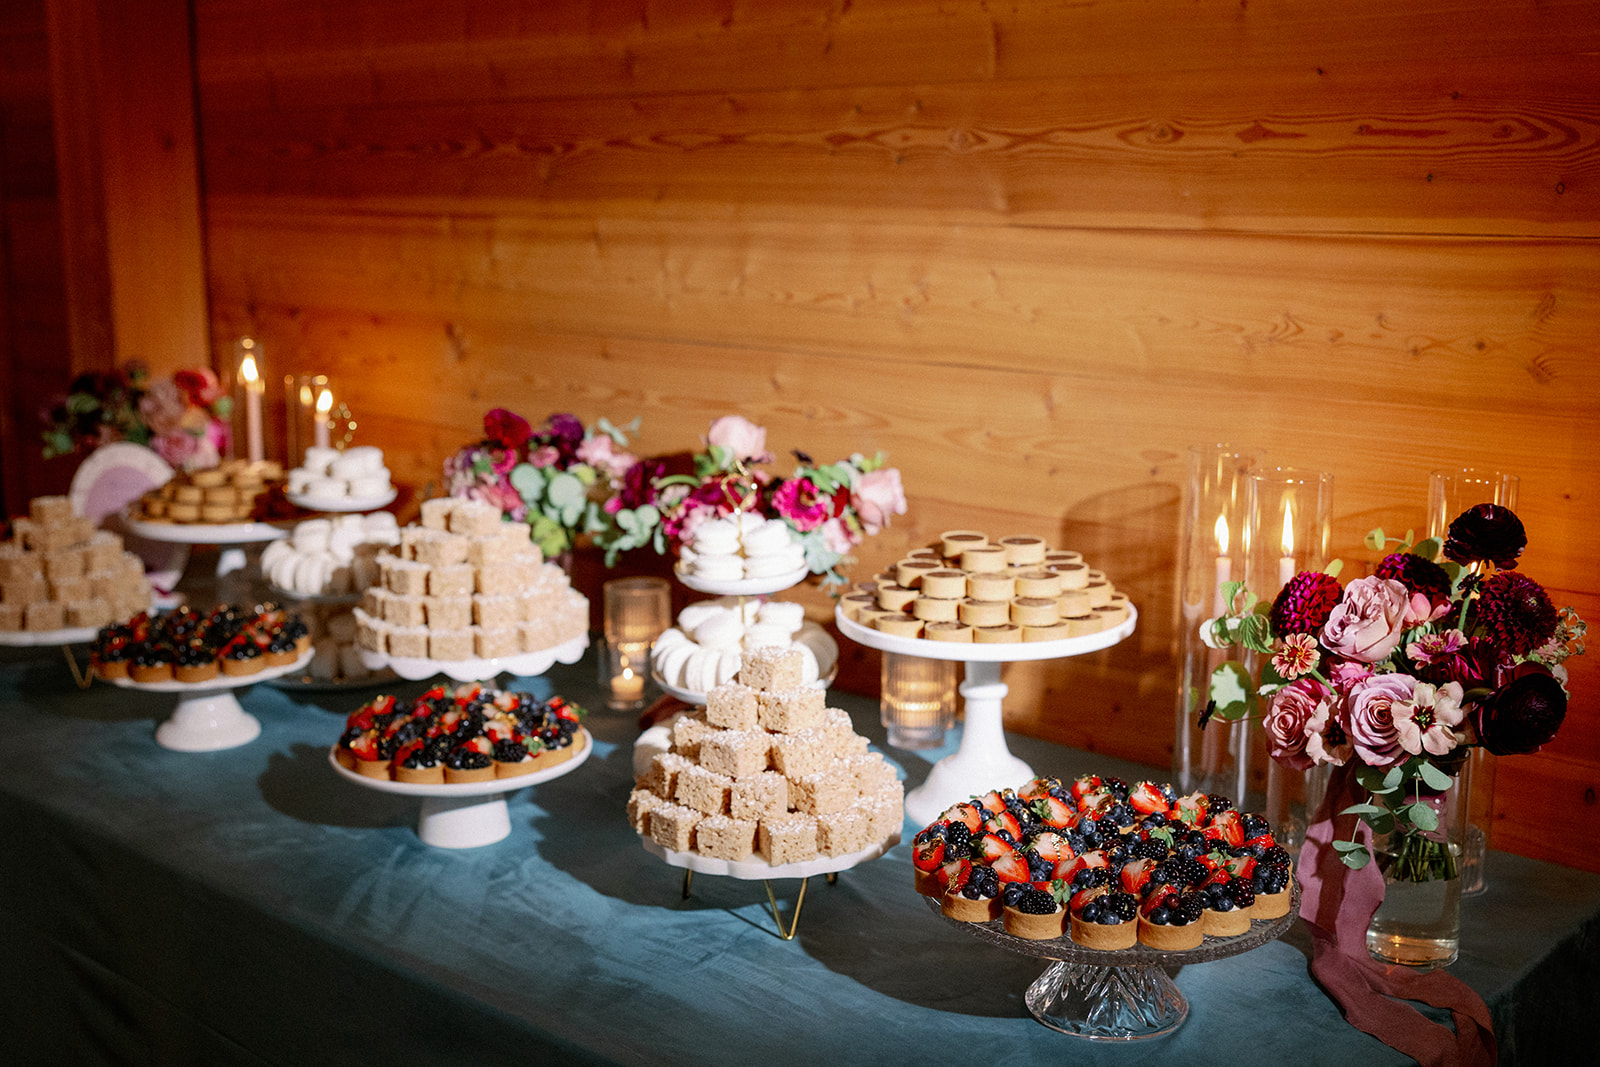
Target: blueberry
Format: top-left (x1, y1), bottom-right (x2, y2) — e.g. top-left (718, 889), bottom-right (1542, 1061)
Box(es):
top-left (1149, 907), bottom-right (1171, 925)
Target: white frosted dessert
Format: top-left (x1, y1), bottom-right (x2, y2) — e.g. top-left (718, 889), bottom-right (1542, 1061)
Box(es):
top-left (652, 596), bottom-right (838, 694)
top-left (261, 512), bottom-right (400, 596)
top-left (287, 445), bottom-right (392, 503)
top-left (678, 513), bottom-right (807, 581)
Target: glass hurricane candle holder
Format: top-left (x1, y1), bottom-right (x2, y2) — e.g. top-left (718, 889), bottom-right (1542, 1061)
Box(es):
top-left (599, 639), bottom-right (652, 711)
top-left (1427, 467), bottom-right (1518, 896)
top-left (1173, 444), bottom-right (1258, 797)
top-left (599, 577), bottom-right (671, 710)
top-left (233, 337), bottom-right (266, 463)
top-left (880, 652), bottom-right (957, 750)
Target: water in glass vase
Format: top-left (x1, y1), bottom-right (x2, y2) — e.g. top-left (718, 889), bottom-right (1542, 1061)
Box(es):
top-left (1366, 843), bottom-right (1462, 970)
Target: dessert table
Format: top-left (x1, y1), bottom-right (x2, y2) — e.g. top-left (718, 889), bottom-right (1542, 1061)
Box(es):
top-left (0, 642), bottom-right (1594, 1066)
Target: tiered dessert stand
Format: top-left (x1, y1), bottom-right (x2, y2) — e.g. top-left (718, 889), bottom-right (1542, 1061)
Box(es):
top-left (924, 881), bottom-right (1300, 1040)
top-left (123, 513), bottom-right (289, 580)
top-left (835, 605), bottom-right (1138, 825)
top-left (328, 729), bottom-right (592, 848)
top-left (358, 631), bottom-right (588, 684)
top-left (103, 648), bottom-right (314, 752)
top-left (284, 487), bottom-right (398, 513)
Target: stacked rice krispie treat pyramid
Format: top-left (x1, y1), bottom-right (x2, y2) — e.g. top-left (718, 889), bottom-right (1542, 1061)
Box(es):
top-left (1, 495), bottom-right (152, 633)
top-left (352, 497), bottom-right (587, 662)
top-left (630, 647), bottom-right (904, 866)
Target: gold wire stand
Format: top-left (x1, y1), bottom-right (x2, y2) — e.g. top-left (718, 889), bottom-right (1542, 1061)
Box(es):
top-left (61, 645), bottom-right (93, 690)
top-left (681, 868), bottom-right (839, 941)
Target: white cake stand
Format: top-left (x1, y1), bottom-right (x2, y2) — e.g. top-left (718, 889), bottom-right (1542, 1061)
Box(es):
top-left (359, 631), bottom-right (588, 683)
top-left (103, 648), bottom-right (314, 752)
top-left (327, 728), bottom-right (591, 848)
top-left (123, 513), bottom-right (290, 578)
top-left (285, 487), bottom-right (397, 513)
top-left (0, 625), bottom-right (102, 648)
top-left (673, 565), bottom-right (809, 597)
top-left (835, 606), bottom-right (1138, 825)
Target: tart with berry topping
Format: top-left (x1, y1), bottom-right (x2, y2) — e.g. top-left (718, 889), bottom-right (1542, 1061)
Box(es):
top-left (1136, 884), bottom-right (1205, 950)
top-left (1069, 886), bottom-right (1140, 950)
top-left (173, 642), bottom-right (220, 684)
top-left (220, 635), bottom-right (265, 676)
top-left (393, 738), bottom-right (446, 785)
top-left (443, 735), bottom-right (496, 784)
top-left (1002, 881), bottom-right (1068, 940)
top-left (128, 645), bottom-right (174, 683)
top-left (941, 860), bottom-right (1002, 922)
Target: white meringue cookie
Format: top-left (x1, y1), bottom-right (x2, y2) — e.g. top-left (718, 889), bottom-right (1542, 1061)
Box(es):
top-left (693, 613), bottom-right (745, 649)
top-left (301, 446), bottom-right (340, 475)
top-left (691, 555), bottom-right (744, 580)
top-left (740, 521), bottom-right (793, 555)
top-left (756, 600), bottom-right (805, 633)
top-left (690, 519), bottom-right (740, 555)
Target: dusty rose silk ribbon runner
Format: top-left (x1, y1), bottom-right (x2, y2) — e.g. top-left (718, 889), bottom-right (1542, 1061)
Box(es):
top-left (1297, 763), bottom-right (1497, 1066)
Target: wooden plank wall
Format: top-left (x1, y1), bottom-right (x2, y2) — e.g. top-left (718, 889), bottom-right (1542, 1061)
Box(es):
top-left (189, 0), bottom-right (1600, 869)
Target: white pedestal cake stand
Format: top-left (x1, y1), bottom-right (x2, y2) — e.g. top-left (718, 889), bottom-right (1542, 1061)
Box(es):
top-left (103, 648), bottom-right (314, 751)
top-left (285, 487), bottom-right (398, 513)
top-left (327, 728), bottom-right (592, 848)
top-left (359, 631), bottom-right (588, 683)
top-left (835, 606), bottom-right (1137, 826)
top-left (124, 513), bottom-right (289, 579)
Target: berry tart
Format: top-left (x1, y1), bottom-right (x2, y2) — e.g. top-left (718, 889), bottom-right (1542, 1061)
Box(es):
top-left (912, 772), bottom-right (1296, 952)
top-left (91, 604), bottom-right (308, 684)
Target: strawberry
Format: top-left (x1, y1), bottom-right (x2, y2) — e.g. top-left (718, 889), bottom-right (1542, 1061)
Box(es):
top-left (1129, 780), bottom-right (1170, 816)
top-left (1219, 853), bottom-right (1257, 881)
top-left (939, 802), bottom-right (985, 833)
top-left (1200, 867), bottom-right (1232, 890)
top-left (1069, 885), bottom-right (1107, 914)
top-left (1174, 792), bottom-right (1210, 826)
top-left (1059, 849), bottom-right (1109, 882)
top-left (973, 789), bottom-right (1009, 816)
top-left (983, 809), bottom-right (1022, 842)
top-left (1031, 794), bottom-right (1078, 830)
top-left (912, 835), bottom-right (947, 872)
top-left (989, 849), bottom-right (1032, 884)
top-left (1244, 832), bottom-right (1278, 853)
top-left (1120, 857), bottom-right (1155, 896)
top-left (973, 833), bottom-right (1014, 865)
top-left (935, 857), bottom-right (971, 894)
top-left (1204, 809), bottom-right (1245, 847)
top-left (1070, 774), bottom-right (1104, 803)
top-left (348, 731), bottom-right (380, 761)
top-left (1017, 777), bottom-right (1060, 800)
top-left (1140, 882), bottom-right (1181, 917)
top-left (1078, 787), bottom-right (1113, 813)
top-left (453, 682), bottom-right (485, 704)
top-left (1027, 831), bottom-right (1073, 864)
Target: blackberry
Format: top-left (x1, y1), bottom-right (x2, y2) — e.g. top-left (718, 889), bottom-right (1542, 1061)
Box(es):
top-left (1206, 793), bottom-right (1234, 814)
top-left (446, 748), bottom-right (492, 771)
top-left (1105, 892), bottom-right (1139, 922)
top-left (1132, 838), bottom-right (1169, 861)
top-left (1104, 777), bottom-right (1130, 800)
top-left (1175, 893), bottom-right (1205, 925)
top-left (1168, 856), bottom-right (1207, 886)
top-left (1261, 846), bottom-right (1292, 869)
top-left (1254, 866), bottom-right (1290, 894)
top-left (1017, 888), bottom-right (1058, 915)
top-left (1227, 882), bottom-right (1256, 909)
top-left (492, 739), bottom-right (526, 762)
top-left (1241, 813), bottom-right (1272, 840)
top-left (944, 821), bottom-right (972, 856)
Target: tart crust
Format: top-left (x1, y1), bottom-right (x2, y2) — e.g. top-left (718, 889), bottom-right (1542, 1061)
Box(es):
top-left (1003, 904), bottom-right (1066, 940)
top-left (1137, 916), bottom-right (1204, 950)
top-left (1070, 913), bottom-right (1137, 950)
top-left (941, 890), bottom-right (1002, 923)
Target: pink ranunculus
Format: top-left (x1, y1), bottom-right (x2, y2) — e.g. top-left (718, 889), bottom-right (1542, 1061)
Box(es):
top-left (1345, 672), bottom-right (1418, 767)
top-left (1264, 678), bottom-right (1335, 771)
top-left (819, 517), bottom-right (853, 556)
top-left (1321, 575), bottom-right (1412, 664)
top-left (705, 415), bottom-right (769, 463)
top-left (1392, 680), bottom-right (1466, 757)
top-left (527, 445), bottom-right (560, 469)
top-left (852, 466), bottom-right (906, 536)
top-left (139, 379), bottom-right (188, 436)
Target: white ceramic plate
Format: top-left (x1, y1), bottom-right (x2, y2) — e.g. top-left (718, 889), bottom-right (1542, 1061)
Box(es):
top-left (834, 603), bottom-right (1138, 662)
top-left (123, 513), bottom-right (290, 545)
top-left (286, 487), bottom-right (398, 513)
top-left (640, 831), bottom-right (900, 881)
top-left (673, 565), bottom-right (809, 597)
top-left (100, 648), bottom-right (314, 692)
top-left (358, 632), bottom-right (589, 683)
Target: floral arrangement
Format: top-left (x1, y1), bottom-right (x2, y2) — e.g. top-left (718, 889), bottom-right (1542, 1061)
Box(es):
top-left (443, 408), bottom-right (641, 558)
top-left (596, 415), bottom-right (906, 586)
top-left (41, 363), bottom-right (233, 472)
top-left (1203, 504), bottom-right (1586, 880)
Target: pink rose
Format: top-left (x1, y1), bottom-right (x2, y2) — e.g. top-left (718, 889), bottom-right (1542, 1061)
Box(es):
top-left (528, 445), bottom-right (560, 469)
top-left (1392, 681), bottom-right (1466, 757)
top-left (820, 517), bottom-right (853, 555)
top-left (1325, 656), bottom-right (1374, 692)
top-left (150, 430), bottom-right (199, 470)
top-left (139, 379), bottom-right (187, 436)
top-left (576, 434), bottom-right (637, 481)
top-left (1346, 673), bottom-right (1418, 767)
top-left (1264, 678), bottom-right (1335, 771)
top-left (1321, 576), bottom-right (1411, 664)
top-left (852, 467), bottom-right (906, 536)
top-left (706, 415), bottom-right (769, 463)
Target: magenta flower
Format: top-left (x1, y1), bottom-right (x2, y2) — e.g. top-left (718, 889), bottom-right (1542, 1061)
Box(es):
top-left (1476, 571), bottom-right (1559, 655)
top-left (483, 408), bottom-right (532, 450)
top-left (1269, 571), bottom-right (1344, 637)
top-left (772, 477), bottom-right (833, 532)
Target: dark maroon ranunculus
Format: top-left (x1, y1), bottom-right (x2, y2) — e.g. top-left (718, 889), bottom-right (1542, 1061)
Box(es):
top-left (616, 458), bottom-right (664, 510)
top-left (1412, 632), bottom-right (1505, 690)
top-left (1470, 662), bottom-right (1567, 755)
top-left (1475, 570), bottom-right (1559, 656)
top-left (483, 407), bottom-right (533, 450)
top-left (1443, 503), bottom-right (1526, 570)
top-left (1270, 571), bottom-right (1344, 637)
top-left (543, 413), bottom-right (585, 459)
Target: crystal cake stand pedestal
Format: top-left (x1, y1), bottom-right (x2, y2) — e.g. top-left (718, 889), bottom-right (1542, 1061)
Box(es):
top-left (924, 879), bottom-right (1299, 1039)
top-left (834, 606), bottom-right (1137, 825)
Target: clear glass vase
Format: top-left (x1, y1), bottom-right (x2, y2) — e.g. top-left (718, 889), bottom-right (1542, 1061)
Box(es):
top-left (1365, 773), bottom-right (1466, 970)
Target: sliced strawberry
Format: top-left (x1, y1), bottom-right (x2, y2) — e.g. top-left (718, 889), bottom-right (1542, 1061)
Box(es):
top-left (1200, 867), bottom-right (1232, 891)
top-left (984, 809), bottom-right (1022, 842)
top-left (1243, 832), bottom-right (1278, 853)
top-left (1031, 794), bottom-right (1078, 830)
top-left (454, 682), bottom-right (485, 704)
top-left (1173, 792), bottom-right (1210, 826)
top-left (1204, 809), bottom-right (1245, 847)
top-left (1078, 788), bottom-right (1113, 813)
top-left (973, 833), bottom-right (1015, 865)
top-left (1129, 781), bottom-right (1170, 816)
top-left (1017, 776), bottom-right (1060, 801)
top-left (939, 802), bottom-right (985, 833)
top-left (420, 684), bottom-right (448, 703)
top-left (935, 857), bottom-right (971, 894)
top-left (1069, 885), bottom-right (1107, 914)
top-left (1027, 831), bottom-right (1072, 863)
top-left (1059, 849), bottom-right (1109, 882)
top-left (1140, 882), bottom-right (1181, 917)
top-left (1219, 853), bottom-right (1257, 881)
top-left (912, 836), bottom-right (947, 872)
top-left (1120, 856), bottom-right (1155, 896)
top-left (1070, 774), bottom-right (1104, 803)
top-left (989, 850), bottom-right (1032, 884)
top-left (973, 789), bottom-right (1009, 816)
top-left (348, 731), bottom-right (380, 761)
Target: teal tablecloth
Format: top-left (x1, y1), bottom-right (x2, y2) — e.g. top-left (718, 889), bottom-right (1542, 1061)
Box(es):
top-left (1, 642), bottom-right (1595, 1065)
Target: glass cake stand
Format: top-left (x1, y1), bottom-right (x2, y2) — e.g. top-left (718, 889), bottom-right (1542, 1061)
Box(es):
top-left (923, 879), bottom-right (1300, 1040)
top-left (102, 648), bottom-right (314, 751)
top-left (835, 606), bottom-right (1138, 825)
top-left (359, 631), bottom-right (588, 683)
top-left (327, 728), bottom-right (591, 848)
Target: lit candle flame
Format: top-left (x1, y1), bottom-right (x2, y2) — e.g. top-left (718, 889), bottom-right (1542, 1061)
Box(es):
top-left (240, 355), bottom-right (259, 385)
top-left (1214, 514), bottom-right (1229, 556)
top-left (315, 387), bottom-right (333, 415)
top-left (1280, 501), bottom-right (1295, 557)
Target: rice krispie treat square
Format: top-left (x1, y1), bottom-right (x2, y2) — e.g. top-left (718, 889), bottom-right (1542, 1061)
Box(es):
top-left (518, 618), bottom-right (558, 652)
top-left (627, 788), bottom-right (667, 834)
top-left (0, 604), bottom-right (22, 631)
top-left (643, 752), bottom-right (693, 798)
top-left (425, 595), bottom-right (472, 630)
top-left (730, 771), bottom-right (789, 820)
top-left (695, 814), bottom-right (759, 861)
top-left (817, 807), bottom-right (872, 857)
top-left (862, 788), bottom-right (905, 842)
top-left (359, 587), bottom-right (389, 617)
top-left (398, 525), bottom-right (438, 561)
top-left (768, 730), bottom-right (830, 780)
top-left (85, 532), bottom-right (124, 572)
top-left (788, 765), bottom-right (856, 816)
top-left (740, 646), bottom-right (804, 691)
top-left (466, 535), bottom-right (516, 568)
top-left (705, 682), bottom-right (759, 729)
top-left (380, 556), bottom-right (429, 596)
top-left (29, 495), bottom-right (73, 527)
top-left (674, 764), bottom-right (733, 817)
top-left (428, 629), bottom-right (474, 660)
top-left (838, 733), bottom-right (870, 758)
top-left (48, 575), bottom-right (91, 604)
top-left (756, 686), bottom-right (825, 733)
top-left (43, 549), bottom-right (86, 581)
top-left (448, 500), bottom-right (502, 536)
top-left (382, 595), bottom-right (428, 627)
top-left (475, 561), bottom-right (520, 596)
top-left (0, 548), bottom-right (41, 584)
top-left (23, 601), bottom-right (65, 632)
top-left (648, 803), bottom-right (701, 853)
top-left (845, 753), bottom-right (899, 796)
top-left (475, 626), bottom-right (520, 659)
top-left (64, 597), bottom-right (112, 630)
top-left (419, 498), bottom-right (454, 530)
top-left (386, 625), bottom-right (429, 658)
top-left (670, 710), bottom-right (714, 759)
top-left (758, 812), bottom-right (818, 865)
top-left (414, 533), bottom-right (469, 568)
top-left (473, 594), bottom-right (520, 628)
top-left (355, 612), bottom-right (388, 652)
top-left (698, 729), bottom-right (771, 780)
top-left (428, 563), bottom-right (475, 597)
top-left (2, 576), bottom-right (49, 606)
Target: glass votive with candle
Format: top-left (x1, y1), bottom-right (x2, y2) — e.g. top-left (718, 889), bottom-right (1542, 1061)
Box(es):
top-left (600, 577), bottom-right (671, 709)
top-left (880, 652), bottom-right (957, 749)
top-left (285, 373), bottom-right (329, 462)
top-left (234, 337), bottom-right (266, 463)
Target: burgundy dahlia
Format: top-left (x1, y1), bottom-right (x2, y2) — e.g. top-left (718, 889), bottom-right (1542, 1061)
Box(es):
top-left (1443, 503), bottom-right (1526, 570)
top-left (1470, 662), bottom-right (1567, 755)
top-left (1375, 552), bottom-right (1452, 605)
top-left (1476, 571), bottom-right (1559, 655)
top-left (1269, 571), bottom-right (1343, 637)
top-left (482, 407), bottom-right (532, 450)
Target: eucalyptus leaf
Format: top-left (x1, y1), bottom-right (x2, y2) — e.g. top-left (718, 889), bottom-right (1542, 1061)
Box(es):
top-left (1332, 839), bottom-right (1367, 854)
top-left (1340, 802), bottom-right (1389, 818)
top-left (1382, 766), bottom-right (1405, 792)
top-left (1364, 527), bottom-right (1386, 551)
top-left (1207, 662), bottom-right (1256, 721)
top-left (1324, 558), bottom-right (1344, 578)
top-left (1418, 760), bottom-right (1454, 791)
top-left (1415, 537), bottom-right (1442, 562)
top-left (1405, 803), bottom-right (1440, 833)
top-left (509, 463), bottom-right (547, 502)
top-left (1340, 848), bottom-right (1372, 871)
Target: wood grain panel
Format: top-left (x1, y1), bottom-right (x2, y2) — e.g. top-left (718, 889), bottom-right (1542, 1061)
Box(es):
top-left (198, 62), bottom-right (1600, 236)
